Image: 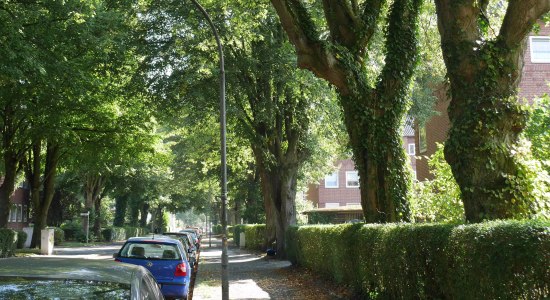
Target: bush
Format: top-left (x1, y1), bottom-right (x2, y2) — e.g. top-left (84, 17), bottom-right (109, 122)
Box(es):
top-left (286, 221), bottom-right (550, 299)
top-left (212, 224), bottom-right (223, 234)
top-left (102, 227), bottom-right (126, 242)
top-left (60, 220), bottom-right (83, 241)
top-left (233, 225), bottom-right (244, 246)
top-left (244, 224), bottom-right (266, 251)
top-left (124, 227), bottom-right (145, 239)
top-left (0, 229), bottom-right (17, 258)
top-left (16, 231), bottom-right (27, 249)
top-left (53, 227), bottom-right (64, 246)
top-left (233, 224), bottom-right (266, 250)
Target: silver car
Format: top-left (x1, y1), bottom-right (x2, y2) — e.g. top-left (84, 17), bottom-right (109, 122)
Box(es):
top-left (0, 257), bottom-right (163, 299)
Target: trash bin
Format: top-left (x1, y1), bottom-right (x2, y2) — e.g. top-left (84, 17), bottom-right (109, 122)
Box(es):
top-left (41, 228), bottom-right (55, 255)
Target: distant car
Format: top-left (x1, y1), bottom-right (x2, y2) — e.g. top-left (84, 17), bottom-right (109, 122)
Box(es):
top-left (0, 257), bottom-right (163, 300)
top-left (179, 229), bottom-right (200, 249)
top-left (115, 237), bottom-right (191, 300)
top-left (163, 232), bottom-right (198, 270)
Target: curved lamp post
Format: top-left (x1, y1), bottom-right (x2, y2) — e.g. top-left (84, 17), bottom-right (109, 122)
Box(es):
top-left (188, 1), bottom-right (229, 299)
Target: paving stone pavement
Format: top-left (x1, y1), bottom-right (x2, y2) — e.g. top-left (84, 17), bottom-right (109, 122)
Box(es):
top-left (192, 237), bottom-right (291, 300)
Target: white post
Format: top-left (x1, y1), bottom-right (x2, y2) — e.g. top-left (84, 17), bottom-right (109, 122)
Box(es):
top-left (40, 228), bottom-right (54, 255)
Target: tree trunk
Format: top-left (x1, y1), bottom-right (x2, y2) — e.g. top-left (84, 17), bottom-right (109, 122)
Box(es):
top-left (270, 0), bottom-right (422, 223)
top-left (114, 194), bottom-right (128, 227)
top-left (36, 143), bottom-right (60, 243)
top-left (434, 0), bottom-right (549, 221)
top-left (82, 175), bottom-right (104, 237)
top-left (28, 142), bottom-right (42, 248)
top-left (129, 200), bottom-right (140, 227)
top-left (139, 202), bottom-right (149, 228)
top-left (340, 89), bottom-right (411, 222)
top-left (93, 197), bottom-right (102, 239)
top-left (255, 155), bottom-right (298, 258)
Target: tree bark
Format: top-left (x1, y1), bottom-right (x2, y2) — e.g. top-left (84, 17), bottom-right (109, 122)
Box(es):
top-left (434, 0), bottom-right (550, 221)
top-left (114, 194), bottom-right (128, 227)
top-left (139, 202), bottom-right (149, 228)
top-left (28, 142), bottom-right (42, 248)
top-left (82, 175), bottom-right (104, 237)
top-left (93, 196), bottom-right (102, 239)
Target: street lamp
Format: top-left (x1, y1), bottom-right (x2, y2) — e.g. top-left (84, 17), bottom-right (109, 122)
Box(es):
top-left (187, 1), bottom-right (229, 299)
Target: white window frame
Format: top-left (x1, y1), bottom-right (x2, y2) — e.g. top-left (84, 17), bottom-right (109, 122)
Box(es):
top-left (345, 171), bottom-right (360, 188)
top-left (408, 143), bottom-right (416, 155)
top-left (324, 202), bottom-right (340, 208)
top-left (530, 36), bottom-right (550, 63)
top-left (17, 204), bottom-right (23, 222)
top-left (23, 205), bottom-right (28, 222)
top-left (324, 172), bottom-right (339, 188)
top-left (346, 203), bottom-right (361, 207)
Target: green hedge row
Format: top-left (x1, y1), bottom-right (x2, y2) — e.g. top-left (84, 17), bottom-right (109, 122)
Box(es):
top-left (286, 221), bottom-right (550, 299)
top-left (233, 224), bottom-right (266, 251)
top-left (0, 229), bottom-right (17, 258)
top-left (16, 231), bottom-right (27, 249)
top-left (124, 226), bottom-right (148, 240)
top-left (102, 227), bottom-right (126, 242)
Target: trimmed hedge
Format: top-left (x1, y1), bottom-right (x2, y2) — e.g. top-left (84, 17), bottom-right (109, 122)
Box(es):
top-left (0, 228), bottom-right (17, 258)
top-left (212, 224), bottom-right (223, 235)
top-left (53, 227), bottom-right (64, 246)
top-left (233, 224), bottom-right (266, 251)
top-left (60, 220), bottom-right (83, 241)
top-left (286, 221), bottom-right (550, 299)
top-left (102, 227), bottom-right (126, 242)
top-left (16, 231), bottom-right (27, 249)
top-left (124, 227), bottom-right (147, 239)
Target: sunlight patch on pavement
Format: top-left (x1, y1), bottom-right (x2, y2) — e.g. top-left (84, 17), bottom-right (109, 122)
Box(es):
top-left (193, 279), bottom-right (270, 300)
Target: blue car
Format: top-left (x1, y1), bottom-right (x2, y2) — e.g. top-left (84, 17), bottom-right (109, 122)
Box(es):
top-left (115, 237), bottom-right (191, 300)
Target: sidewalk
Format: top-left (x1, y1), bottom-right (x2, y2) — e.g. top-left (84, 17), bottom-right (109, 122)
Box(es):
top-left (191, 237), bottom-right (357, 300)
top-left (192, 237), bottom-right (290, 300)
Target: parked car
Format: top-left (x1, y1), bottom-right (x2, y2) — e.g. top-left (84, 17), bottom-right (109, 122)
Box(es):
top-left (114, 237), bottom-right (191, 300)
top-left (0, 257), bottom-right (163, 300)
top-left (163, 232), bottom-right (198, 270)
top-left (179, 229), bottom-right (200, 249)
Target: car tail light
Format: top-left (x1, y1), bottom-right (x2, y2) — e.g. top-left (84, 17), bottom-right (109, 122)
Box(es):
top-left (175, 263), bottom-right (187, 277)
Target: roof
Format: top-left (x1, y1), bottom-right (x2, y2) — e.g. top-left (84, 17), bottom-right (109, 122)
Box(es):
top-left (0, 257), bottom-right (142, 284)
top-left (302, 207), bottom-right (364, 214)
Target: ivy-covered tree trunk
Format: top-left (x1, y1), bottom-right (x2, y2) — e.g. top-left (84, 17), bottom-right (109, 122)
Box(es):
top-left (270, 0), bottom-right (422, 222)
top-left (434, 0), bottom-right (550, 222)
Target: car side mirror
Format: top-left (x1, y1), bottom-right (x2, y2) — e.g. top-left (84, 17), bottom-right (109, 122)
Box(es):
top-left (113, 253), bottom-right (119, 258)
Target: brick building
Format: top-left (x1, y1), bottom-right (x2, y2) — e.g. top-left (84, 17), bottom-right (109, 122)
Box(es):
top-left (415, 25), bottom-right (550, 181)
top-left (6, 183), bottom-right (31, 231)
top-left (305, 123), bottom-right (417, 223)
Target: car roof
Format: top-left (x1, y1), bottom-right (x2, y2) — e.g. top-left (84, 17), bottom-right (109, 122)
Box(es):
top-left (127, 236), bottom-right (180, 244)
top-left (0, 257), bottom-right (142, 285)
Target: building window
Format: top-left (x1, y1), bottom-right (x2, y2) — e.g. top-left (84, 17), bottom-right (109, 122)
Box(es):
top-left (325, 203), bottom-right (340, 208)
top-left (345, 171), bottom-right (360, 188)
top-left (324, 172), bottom-right (339, 188)
top-left (530, 36), bottom-right (550, 63)
top-left (17, 204), bottom-right (22, 222)
top-left (346, 203), bottom-right (361, 207)
top-left (23, 205), bottom-right (28, 222)
top-left (9, 205), bottom-right (17, 222)
top-left (408, 143), bottom-right (416, 155)
top-left (419, 126), bottom-right (427, 153)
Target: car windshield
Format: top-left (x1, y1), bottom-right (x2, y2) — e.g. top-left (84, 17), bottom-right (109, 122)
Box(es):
top-left (120, 242), bottom-right (181, 260)
top-left (0, 277), bottom-right (130, 299)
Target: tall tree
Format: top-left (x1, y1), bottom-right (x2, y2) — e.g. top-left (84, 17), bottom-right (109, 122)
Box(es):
top-left (270, 0), bottom-right (423, 222)
top-left (434, 0), bottom-right (550, 222)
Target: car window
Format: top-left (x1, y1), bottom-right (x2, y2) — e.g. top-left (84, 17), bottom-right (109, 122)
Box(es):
top-left (120, 242), bottom-right (181, 260)
top-left (0, 277), bottom-right (131, 299)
